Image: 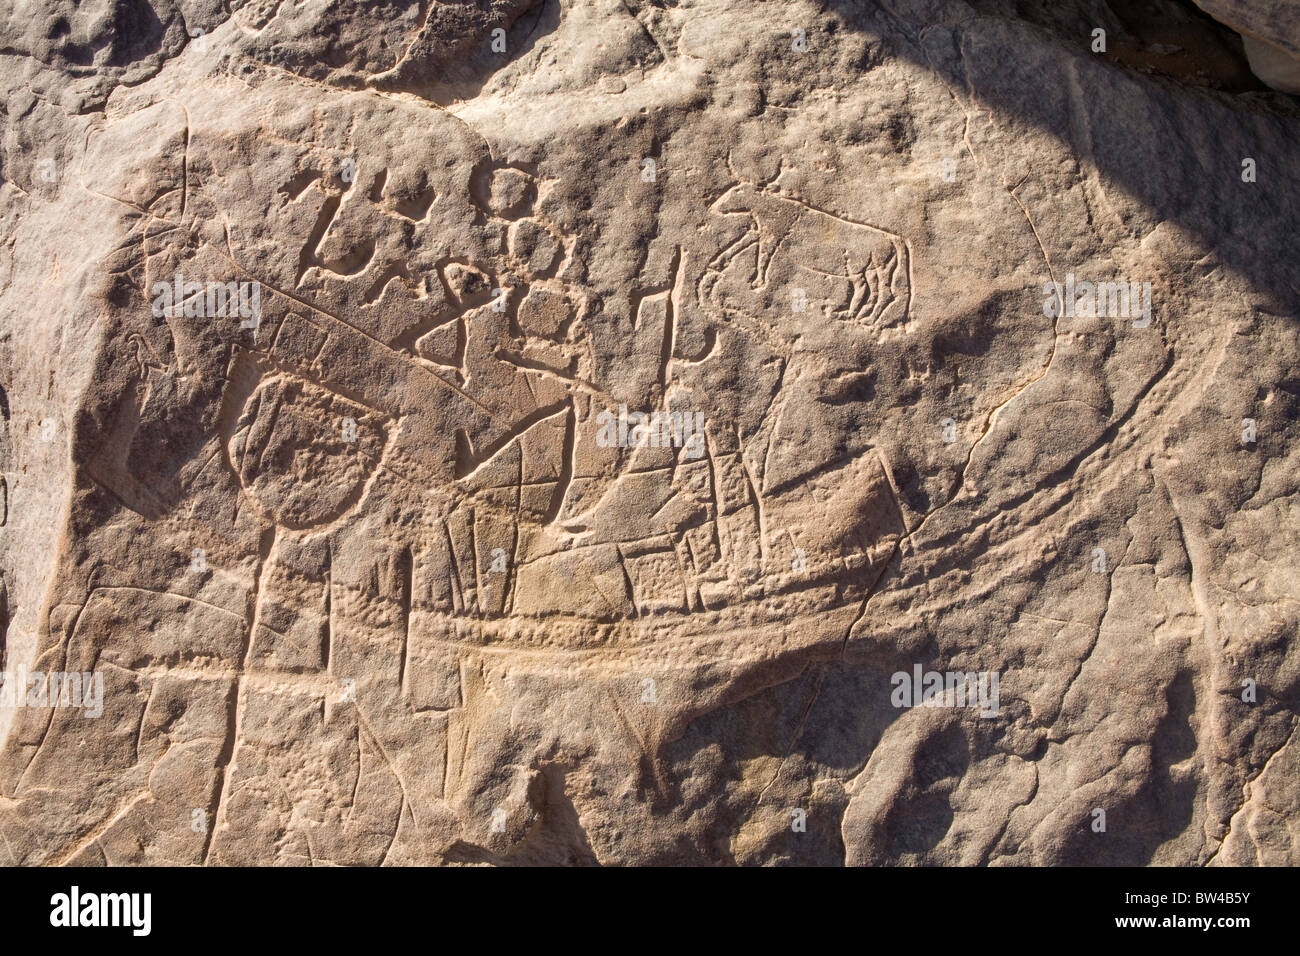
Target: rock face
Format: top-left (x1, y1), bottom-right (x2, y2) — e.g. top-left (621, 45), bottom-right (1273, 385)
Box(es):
top-left (1195, 1), bottom-right (1300, 93)
top-left (0, 0), bottom-right (1297, 866)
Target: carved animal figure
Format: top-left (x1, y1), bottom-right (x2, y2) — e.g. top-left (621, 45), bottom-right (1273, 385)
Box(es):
top-left (710, 182), bottom-right (911, 326)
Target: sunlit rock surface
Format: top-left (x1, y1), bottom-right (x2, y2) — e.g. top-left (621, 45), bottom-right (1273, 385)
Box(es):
top-left (0, 0), bottom-right (1296, 865)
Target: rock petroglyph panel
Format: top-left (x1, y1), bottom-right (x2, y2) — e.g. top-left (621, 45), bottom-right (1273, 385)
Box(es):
top-left (0, 0), bottom-right (1297, 867)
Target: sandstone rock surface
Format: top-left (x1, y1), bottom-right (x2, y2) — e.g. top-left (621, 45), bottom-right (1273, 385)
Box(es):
top-left (0, 0), bottom-right (1297, 865)
top-left (1195, 0), bottom-right (1300, 93)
